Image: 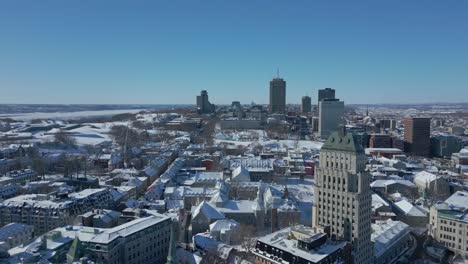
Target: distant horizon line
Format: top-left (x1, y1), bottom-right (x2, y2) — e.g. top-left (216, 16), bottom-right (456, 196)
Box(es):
top-left (0, 102), bottom-right (467, 106)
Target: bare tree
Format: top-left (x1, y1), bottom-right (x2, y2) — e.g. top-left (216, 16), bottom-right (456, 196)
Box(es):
top-left (54, 129), bottom-right (77, 147)
top-left (239, 225), bottom-right (257, 253)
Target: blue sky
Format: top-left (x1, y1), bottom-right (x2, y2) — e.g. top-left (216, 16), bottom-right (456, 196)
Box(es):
top-left (0, 0), bottom-right (467, 104)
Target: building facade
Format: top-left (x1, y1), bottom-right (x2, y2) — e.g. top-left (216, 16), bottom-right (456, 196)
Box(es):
top-left (318, 88), bottom-right (335, 105)
top-left (0, 188), bottom-right (114, 234)
top-left (318, 99), bottom-right (344, 139)
top-left (301, 96), bottom-right (312, 113)
top-left (431, 135), bottom-right (462, 158)
top-left (369, 134), bottom-right (392, 148)
top-left (429, 191), bottom-right (468, 259)
top-left (312, 131), bottom-right (373, 264)
top-left (404, 117), bottom-right (431, 156)
top-left (269, 78), bottom-right (286, 114)
top-left (196, 90), bottom-right (215, 114)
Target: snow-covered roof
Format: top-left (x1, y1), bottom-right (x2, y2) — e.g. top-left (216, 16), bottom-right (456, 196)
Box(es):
top-left (256, 226), bottom-right (348, 263)
top-left (209, 219), bottom-right (240, 233)
top-left (372, 193), bottom-right (389, 211)
top-left (192, 201), bottom-right (225, 221)
top-left (444, 191), bottom-right (468, 210)
top-left (193, 234), bottom-right (233, 260)
top-left (414, 171), bottom-right (438, 186)
top-left (0, 223), bottom-right (33, 241)
top-left (394, 200), bottom-right (427, 217)
top-left (370, 179), bottom-right (416, 189)
top-left (372, 220), bottom-right (410, 258)
top-left (231, 165), bottom-right (251, 182)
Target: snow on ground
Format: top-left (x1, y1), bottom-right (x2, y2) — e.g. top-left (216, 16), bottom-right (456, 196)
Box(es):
top-left (135, 112), bottom-right (178, 124)
top-left (0, 109), bottom-right (145, 121)
top-left (35, 122), bottom-right (130, 146)
top-left (214, 130), bottom-right (323, 150)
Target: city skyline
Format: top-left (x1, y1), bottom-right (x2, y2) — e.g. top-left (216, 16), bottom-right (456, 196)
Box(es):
top-left (1, 1), bottom-right (467, 104)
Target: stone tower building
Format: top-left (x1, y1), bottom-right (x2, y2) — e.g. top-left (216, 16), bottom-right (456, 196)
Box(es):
top-left (312, 130), bottom-right (373, 264)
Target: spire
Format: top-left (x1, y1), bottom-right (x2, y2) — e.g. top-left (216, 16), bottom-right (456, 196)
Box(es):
top-left (283, 185), bottom-right (289, 199)
top-left (366, 105), bottom-right (369, 116)
top-left (277, 67), bottom-right (280, 78)
top-left (166, 219), bottom-right (178, 264)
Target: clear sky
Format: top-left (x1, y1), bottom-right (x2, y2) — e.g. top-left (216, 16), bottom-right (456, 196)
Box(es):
top-left (0, 0), bottom-right (467, 105)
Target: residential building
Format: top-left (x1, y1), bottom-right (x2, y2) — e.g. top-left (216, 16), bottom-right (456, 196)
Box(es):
top-left (0, 188), bottom-right (114, 234)
top-left (312, 131), bottom-right (373, 264)
top-left (0, 169), bottom-right (37, 185)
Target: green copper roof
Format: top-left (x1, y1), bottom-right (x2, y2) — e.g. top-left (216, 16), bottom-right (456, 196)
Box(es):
top-left (321, 132), bottom-right (364, 153)
top-left (66, 237), bottom-right (83, 261)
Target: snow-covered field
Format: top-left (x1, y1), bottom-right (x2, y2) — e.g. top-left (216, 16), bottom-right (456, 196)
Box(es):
top-left (35, 122), bottom-right (129, 146)
top-left (0, 109), bottom-right (146, 121)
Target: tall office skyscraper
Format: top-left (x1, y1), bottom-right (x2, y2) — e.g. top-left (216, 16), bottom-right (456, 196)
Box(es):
top-left (269, 77), bottom-right (286, 114)
top-left (404, 117), bottom-right (431, 156)
top-left (313, 130), bottom-right (373, 264)
top-left (318, 99), bottom-right (344, 139)
top-left (196, 90), bottom-right (215, 114)
top-left (301, 96), bottom-right (312, 113)
top-left (317, 88), bottom-right (336, 113)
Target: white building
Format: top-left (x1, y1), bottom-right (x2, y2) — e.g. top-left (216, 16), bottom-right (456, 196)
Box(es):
top-left (429, 191), bottom-right (468, 259)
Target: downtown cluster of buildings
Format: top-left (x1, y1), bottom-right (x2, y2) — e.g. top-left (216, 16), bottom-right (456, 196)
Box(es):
top-left (0, 77), bottom-right (467, 263)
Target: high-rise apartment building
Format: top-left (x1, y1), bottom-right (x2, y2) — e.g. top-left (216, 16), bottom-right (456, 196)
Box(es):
top-left (269, 78), bottom-right (286, 114)
top-left (318, 99), bottom-right (344, 139)
top-left (403, 117), bottom-right (431, 156)
top-left (196, 90), bottom-right (215, 114)
top-left (301, 96), bottom-right (312, 113)
top-left (313, 131), bottom-right (373, 264)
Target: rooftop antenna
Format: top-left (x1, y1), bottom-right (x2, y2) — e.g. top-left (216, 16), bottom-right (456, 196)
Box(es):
top-left (277, 67), bottom-right (280, 78)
